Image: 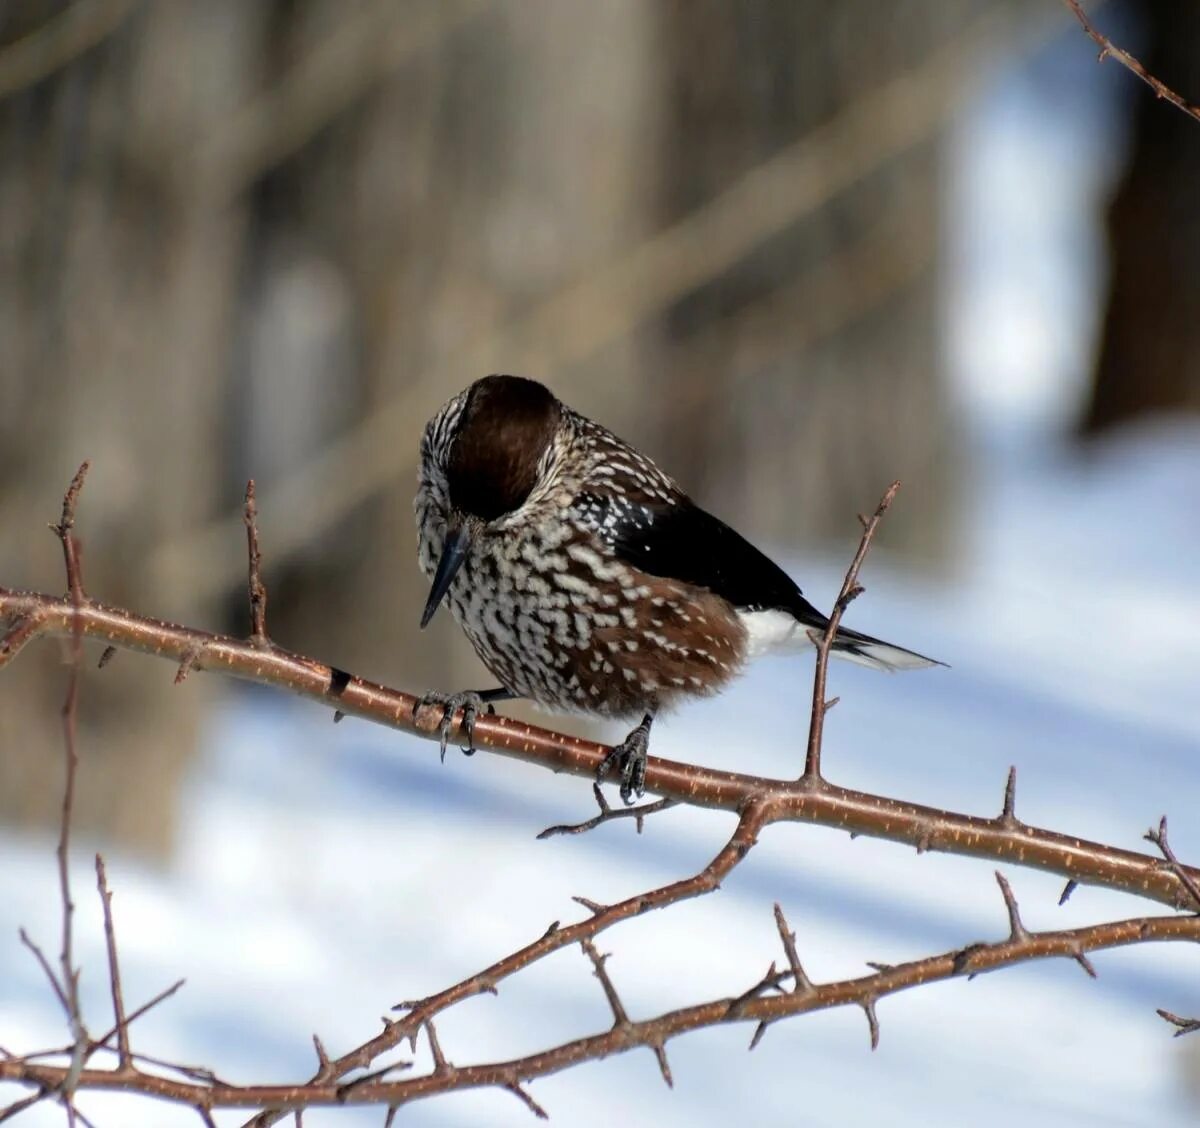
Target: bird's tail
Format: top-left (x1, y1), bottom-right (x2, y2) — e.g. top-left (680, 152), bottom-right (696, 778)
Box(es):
top-left (828, 623), bottom-right (944, 672)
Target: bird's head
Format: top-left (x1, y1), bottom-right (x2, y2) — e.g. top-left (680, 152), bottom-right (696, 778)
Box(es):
top-left (416, 375), bottom-right (562, 627)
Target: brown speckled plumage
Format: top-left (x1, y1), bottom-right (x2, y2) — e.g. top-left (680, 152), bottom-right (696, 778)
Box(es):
top-left (414, 375), bottom-right (940, 801)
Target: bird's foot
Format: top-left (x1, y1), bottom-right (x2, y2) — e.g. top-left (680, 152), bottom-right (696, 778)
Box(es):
top-left (597, 714), bottom-right (653, 805)
top-left (412, 690), bottom-right (495, 761)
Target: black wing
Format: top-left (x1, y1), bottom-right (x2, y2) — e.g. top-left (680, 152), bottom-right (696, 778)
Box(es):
top-left (572, 491), bottom-right (825, 623)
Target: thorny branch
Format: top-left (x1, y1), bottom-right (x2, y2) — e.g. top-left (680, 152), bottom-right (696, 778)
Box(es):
top-left (1, 468), bottom-right (1198, 1122)
top-left (1064, 0), bottom-right (1200, 126)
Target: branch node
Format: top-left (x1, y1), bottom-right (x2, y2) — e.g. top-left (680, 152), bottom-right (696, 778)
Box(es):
top-left (952, 943), bottom-right (986, 977)
top-left (1144, 816), bottom-right (1200, 912)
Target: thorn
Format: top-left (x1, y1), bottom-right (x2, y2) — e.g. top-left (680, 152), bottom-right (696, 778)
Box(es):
top-left (1072, 950), bottom-right (1098, 979)
top-left (174, 646), bottom-right (202, 684)
top-left (748, 1021), bottom-right (769, 1050)
top-left (591, 782), bottom-right (612, 814)
top-left (541, 920), bottom-right (560, 939)
top-left (995, 872), bottom-right (1028, 941)
top-left (384, 1107), bottom-right (398, 1128)
top-left (505, 1082), bottom-right (549, 1120)
top-left (866, 961), bottom-right (893, 973)
top-left (823, 695), bottom-right (840, 712)
top-left (425, 1020), bottom-right (448, 1073)
top-left (97, 646), bottom-right (116, 669)
top-left (1058, 880), bottom-right (1077, 906)
top-left (862, 999), bottom-right (880, 1050)
top-left (581, 939), bottom-right (630, 1027)
top-left (651, 1041), bottom-right (673, 1088)
top-left (312, 1034), bottom-right (330, 1069)
top-left (999, 766), bottom-right (1018, 825)
top-left (333, 710), bottom-right (345, 723)
top-left (773, 903), bottom-right (813, 993)
top-left (572, 895), bottom-right (608, 915)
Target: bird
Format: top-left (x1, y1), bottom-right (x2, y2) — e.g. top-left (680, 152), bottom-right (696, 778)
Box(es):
top-left (413, 375), bottom-right (941, 803)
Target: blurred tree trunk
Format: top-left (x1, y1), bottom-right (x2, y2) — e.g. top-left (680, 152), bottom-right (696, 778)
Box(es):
top-left (229, 0), bottom-right (660, 699)
top-left (635, 0), bottom-right (985, 565)
top-left (1081, 3), bottom-right (1200, 435)
top-left (0, 0), bottom-right (1004, 854)
top-left (0, 1), bottom-right (263, 855)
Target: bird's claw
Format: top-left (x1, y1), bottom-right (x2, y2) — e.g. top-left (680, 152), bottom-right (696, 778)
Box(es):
top-left (412, 690), bottom-right (488, 761)
top-left (597, 723), bottom-right (650, 805)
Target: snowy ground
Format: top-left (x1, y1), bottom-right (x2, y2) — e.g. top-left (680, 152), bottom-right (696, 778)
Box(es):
top-left (3, 16), bottom-right (1199, 1128)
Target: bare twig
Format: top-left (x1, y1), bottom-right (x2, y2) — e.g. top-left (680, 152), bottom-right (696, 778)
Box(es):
top-left (537, 784), bottom-right (677, 839)
top-left (803, 481), bottom-right (901, 782)
top-left (773, 902), bottom-right (814, 994)
top-left (244, 480), bottom-right (269, 644)
top-left (1157, 1009), bottom-right (1200, 1038)
top-left (50, 462), bottom-right (92, 1117)
top-left (91, 979), bottom-right (187, 1050)
top-left (1063, 0), bottom-right (1200, 126)
top-left (93, 856), bottom-right (132, 1069)
top-left (18, 929), bottom-right (69, 1016)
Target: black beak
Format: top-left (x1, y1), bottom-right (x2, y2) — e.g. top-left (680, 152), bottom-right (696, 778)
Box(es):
top-left (420, 523), bottom-right (471, 628)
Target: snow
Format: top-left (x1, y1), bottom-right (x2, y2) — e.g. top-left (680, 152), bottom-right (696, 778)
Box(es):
top-left (4, 18), bottom-right (1200, 1128)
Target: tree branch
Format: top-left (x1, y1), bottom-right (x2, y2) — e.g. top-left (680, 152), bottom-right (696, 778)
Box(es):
top-left (1063, 0), bottom-right (1200, 125)
top-left (0, 583), bottom-right (1194, 908)
top-left (2, 471), bottom-right (1197, 1122)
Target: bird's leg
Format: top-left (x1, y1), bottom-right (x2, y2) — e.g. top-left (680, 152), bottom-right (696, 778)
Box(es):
top-left (597, 712), bottom-right (655, 806)
top-left (412, 687), bottom-right (518, 761)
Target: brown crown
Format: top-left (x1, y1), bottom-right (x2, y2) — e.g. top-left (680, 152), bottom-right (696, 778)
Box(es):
top-left (446, 376), bottom-right (563, 521)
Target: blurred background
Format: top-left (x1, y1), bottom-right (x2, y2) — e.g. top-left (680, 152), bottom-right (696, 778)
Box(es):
top-left (2, 1), bottom-right (1200, 1125)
